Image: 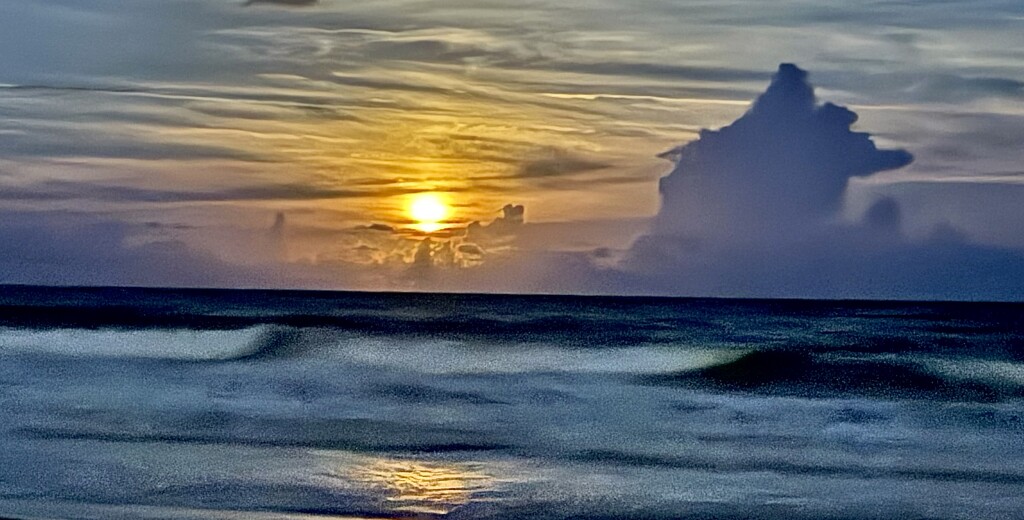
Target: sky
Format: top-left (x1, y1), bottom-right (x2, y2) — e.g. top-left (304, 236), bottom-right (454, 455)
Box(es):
top-left (1, 0), bottom-right (1023, 299)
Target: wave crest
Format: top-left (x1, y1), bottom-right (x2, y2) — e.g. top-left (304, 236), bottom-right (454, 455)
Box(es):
top-left (641, 349), bottom-right (1024, 402)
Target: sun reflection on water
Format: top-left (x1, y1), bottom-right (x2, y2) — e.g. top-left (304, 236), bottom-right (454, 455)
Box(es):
top-left (350, 458), bottom-right (496, 516)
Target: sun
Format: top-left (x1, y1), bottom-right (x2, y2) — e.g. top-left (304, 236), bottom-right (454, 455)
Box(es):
top-left (408, 193), bottom-right (449, 232)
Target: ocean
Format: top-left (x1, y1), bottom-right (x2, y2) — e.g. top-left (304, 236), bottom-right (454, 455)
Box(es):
top-left (0, 285), bottom-right (1022, 519)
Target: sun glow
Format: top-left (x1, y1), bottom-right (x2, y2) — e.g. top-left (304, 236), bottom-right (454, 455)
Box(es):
top-left (408, 193), bottom-right (449, 232)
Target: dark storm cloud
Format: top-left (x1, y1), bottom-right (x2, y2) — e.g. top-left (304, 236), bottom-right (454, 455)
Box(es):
top-left (650, 63), bottom-right (912, 241)
top-left (618, 64), bottom-right (1024, 300)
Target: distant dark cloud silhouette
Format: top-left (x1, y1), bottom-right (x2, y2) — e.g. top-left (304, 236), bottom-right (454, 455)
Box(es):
top-left (618, 64), bottom-right (1024, 300)
top-left (0, 211), bottom-right (256, 288)
top-left (518, 150), bottom-right (612, 179)
top-left (863, 197), bottom-right (902, 236)
top-left (848, 179), bottom-right (1024, 250)
top-left (650, 63), bottom-right (912, 242)
top-left (457, 243), bottom-right (485, 256)
top-left (466, 204), bottom-right (524, 241)
top-left (363, 223), bottom-right (396, 233)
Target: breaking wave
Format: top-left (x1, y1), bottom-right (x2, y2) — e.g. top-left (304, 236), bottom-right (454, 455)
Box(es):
top-left (641, 349), bottom-right (1024, 402)
top-left (0, 325), bottom-right (745, 375)
top-left (4, 322), bottom-right (1024, 399)
top-left (0, 326), bottom-right (275, 361)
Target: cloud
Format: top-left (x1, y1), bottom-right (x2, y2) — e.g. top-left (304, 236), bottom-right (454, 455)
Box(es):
top-left (0, 209), bottom-right (399, 291)
top-left (517, 149), bottom-right (612, 179)
top-left (0, 179), bottom-right (467, 204)
top-left (547, 61), bottom-right (766, 83)
top-left (0, 210), bottom-right (261, 288)
top-left (650, 63), bottom-right (912, 242)
top-left (457, 243), bottom-right (484, 256)
top-left (0, 124), bottom-right (272, 163)
top-left (892, 73), bottom-right (1024, 102)
top-left (848, 179), bottom-right (1024, 250)
top-left (862, 196), bottom-right (901, 235)
top-left (466, 204), bottom-right (524, 241)
top-left (616, 64), bottom-right (1024, 300)
top-left (363, 223), bottom-right (396, 233)
top-left (2, 0), bottom-right (1022, 301)
top-left (243, 0), bottom-right (318, 7)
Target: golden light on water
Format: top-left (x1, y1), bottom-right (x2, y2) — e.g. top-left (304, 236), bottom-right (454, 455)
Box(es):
top-left (407, 193), bottom-right (450, 233)
top-left (351, 458), bottom-right (496, 516)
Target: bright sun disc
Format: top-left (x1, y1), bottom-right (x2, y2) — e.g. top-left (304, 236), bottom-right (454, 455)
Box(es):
top-left (408, 193), bottom-right (448, 231)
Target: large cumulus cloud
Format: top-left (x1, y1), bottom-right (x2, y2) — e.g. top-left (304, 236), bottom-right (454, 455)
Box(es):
top-left (651, 63), bottom-right (912, 242)
top-left (621, 64), bottom-right (1024, 300)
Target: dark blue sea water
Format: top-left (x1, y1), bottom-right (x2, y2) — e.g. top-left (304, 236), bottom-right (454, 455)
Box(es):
top-left (0, 285), bottom-right (1022, 519)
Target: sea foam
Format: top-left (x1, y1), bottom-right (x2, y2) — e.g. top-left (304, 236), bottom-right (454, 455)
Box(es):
top-left (0, 326), bottom-right (272, 361)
